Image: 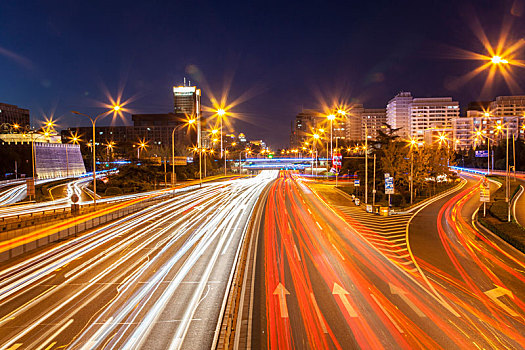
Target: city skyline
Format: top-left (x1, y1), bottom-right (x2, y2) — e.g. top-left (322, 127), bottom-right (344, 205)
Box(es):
top-left (1, 1), bottom-right (525, 148)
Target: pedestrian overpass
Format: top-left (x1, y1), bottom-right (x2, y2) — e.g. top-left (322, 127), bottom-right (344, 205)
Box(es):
top-left (237, 157), bottom-right (329, 170)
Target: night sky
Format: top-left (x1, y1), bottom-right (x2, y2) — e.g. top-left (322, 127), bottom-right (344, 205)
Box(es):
top-left (1, 0), bottom-right (524, 148)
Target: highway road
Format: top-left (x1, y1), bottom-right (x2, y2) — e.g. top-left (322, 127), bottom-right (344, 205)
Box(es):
top-left (0, 171), bottom-right (277, 350)
top-left (241, 172), bottom-right (525, 349)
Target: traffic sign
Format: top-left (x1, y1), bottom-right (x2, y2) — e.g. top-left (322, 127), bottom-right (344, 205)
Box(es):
top-left (354, 179), bottom-right (360, 187)
top-left (480, 180), bottom-right (490, 202)
top-left (71, 193), bottom-right (79, 203)
top-left (385, 176), bottom-right (394, 195)
top-left (475, 150), bottom-right (489, 158)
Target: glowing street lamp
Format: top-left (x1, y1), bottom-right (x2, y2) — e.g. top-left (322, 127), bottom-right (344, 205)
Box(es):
top-left (137, 141), bottom-right (148, 159)
top-left (491, 56), bottom-right (508, 64)
top-left (72, 104), bottom-right (120, 206)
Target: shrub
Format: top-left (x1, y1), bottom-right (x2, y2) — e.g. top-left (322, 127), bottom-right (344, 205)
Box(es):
top-left (105, 187), bottom-right (123, 196)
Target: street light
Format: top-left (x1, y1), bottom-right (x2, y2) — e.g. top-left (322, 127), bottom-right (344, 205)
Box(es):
top-left (215, 108), bottom-right (228, 176)
top-left (136, 140), bottom-right (148, 159)
top-left (491, 55), bottom-right (509, 64)
top-left (408, 138), bottom-right (418, 205)
top-left (327, 114), bottom-right (335, 167)
top-left (494, 122), bottom-right (512, 222)
top-left (171, 118), bottom-right (196, 187)
top-left (65, 132), bottom-right (82, 178)
top-left (72, 105), bottom-right (120, 206)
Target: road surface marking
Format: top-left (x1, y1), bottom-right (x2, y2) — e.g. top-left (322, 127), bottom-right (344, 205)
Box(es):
top-left (484, 285), bottom-right (519, 317)
top-left (273, 283), bottom-right (290, 318)
top-left (294, 244), bottom-right (301, 261)
top-left (307, 208), bottom-right (312, 214)
top-left (370, 294), bottom-right (404, 334)
top-left (331, 244), bottom-right (345, 261)
top-left (309, 293), bottom-right (328, 333)
top-left (332, 283), bottom-right (357, 317)
top-left (43, 342), bottom-right (56, 350)
top-left (389, 283), bottom-right (426, 317)
top-left (35, 318), bottom-right (74, 350)
top-left (6, 344), bottom-right (22, 350)
top-left (316, 221), bottom-right (322, 230)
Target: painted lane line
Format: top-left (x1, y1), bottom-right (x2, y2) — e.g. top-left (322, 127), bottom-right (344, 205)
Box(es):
top-left (309, 292), bottom-right (328, 333)
top-left (316, 221), bottom-right (323, 230)
top-left (484, 286), bottom-right (519, 317)
top-left (370, 294), bottom-right (404, 334)
top-left (35, 318), bottom-right (74, 350)
top-left (331, 244), bottom-right (345, 261)
top-left (294, 244), bottom-right (301, 261)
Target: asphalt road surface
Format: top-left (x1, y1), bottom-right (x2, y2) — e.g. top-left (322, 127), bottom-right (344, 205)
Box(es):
top-left (0, 171), bottom-right (277, 349)
top-left (245, 172), bottom-right (525, 349)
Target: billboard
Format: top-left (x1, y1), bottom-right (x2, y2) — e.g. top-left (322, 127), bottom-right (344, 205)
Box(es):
top-left (475, 150), bottom-right (489, 158)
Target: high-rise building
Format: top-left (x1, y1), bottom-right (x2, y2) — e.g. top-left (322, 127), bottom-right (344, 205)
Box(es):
top-left (290, 109), bottom-right (323, 148)
top-left (132, 113), bottom-right (183, 127)
top-left (173, 83), bottom-right (202, 146)
top-left (410, 97), bottom-right (459, 142)
top-left (386, 92), bottom-right (412, 138)
top-left (345, 104), bottom-right (364, 141)
top-left (489, 95), bottom-right (525, 117)
top-left (0, 103), bottom-right (30, 129)
top-left (362, 108), bottom-right (387, 141)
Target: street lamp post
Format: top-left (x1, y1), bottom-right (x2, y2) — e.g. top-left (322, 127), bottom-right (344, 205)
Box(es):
top-left (327, 114), bottom-right (335, 169)
top-left (409, 139), bottom-right (417, 205)
top-left (364, 124), bottom-right (368, 204)
top-left (72, 105), bottom-right (120, 206)
top-left (171, 119), bottom-right (195, 187)
top-left (217, 108), bottom-right (227, 176)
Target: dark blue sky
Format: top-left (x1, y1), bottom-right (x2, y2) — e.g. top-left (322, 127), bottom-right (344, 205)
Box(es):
top-left (1, 0), bottom-right (524, 148)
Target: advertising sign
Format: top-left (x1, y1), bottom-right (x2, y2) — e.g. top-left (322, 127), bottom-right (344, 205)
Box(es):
top-left (385, 176), bottom-right (394, 195)
top-left (332, 153), bottom-right (342, 169)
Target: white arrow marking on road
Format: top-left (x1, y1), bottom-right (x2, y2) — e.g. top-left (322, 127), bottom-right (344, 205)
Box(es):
top-left (309, 293), bottom-right (328, 333)
top-left (389, 283), bottom-right (426, 317)
top-left (332, 283), bottom-right (358, 317)
top-left (273, 283), bottom-right (290, 318)
top-left (484, 285), bottom-right (518, 317)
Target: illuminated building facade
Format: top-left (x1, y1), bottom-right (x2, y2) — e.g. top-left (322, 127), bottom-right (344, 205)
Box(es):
top-left (386, 92), bottom-right (412, 138)
top-left (410, 97), bottom-right (459, 142)
top-left (0, 103), bottom-right (30, 129)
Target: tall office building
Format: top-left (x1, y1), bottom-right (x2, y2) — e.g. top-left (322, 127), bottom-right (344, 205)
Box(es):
top-left (173, 83), bottom-right (202, 146)
top-left (386, 92), bottom-right (412, 138)
top-left (0, 103), bottom-right (30, 129)
top-left (362, 108), bottom-right (387, 141)
top-left (290, 109), bottom-right (323, 148)
top-left (410, 97), bottom-right (459, 142)
top-left (345, 104), bottom-right (364, 141)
